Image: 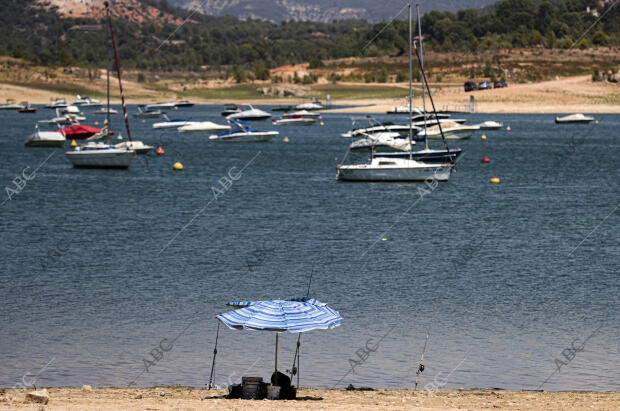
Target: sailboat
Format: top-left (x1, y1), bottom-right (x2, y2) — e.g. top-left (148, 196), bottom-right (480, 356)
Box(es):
top-left (66, 2), bottom-right (134, 168)
top-left (376, 4), bottom-right (462, 163)
top-left (337, 3), bottom-right (453, 181)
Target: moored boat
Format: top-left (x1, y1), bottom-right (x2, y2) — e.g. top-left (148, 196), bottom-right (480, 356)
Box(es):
top-left (555, 114), bottom-right (594, 124)
top-left (209, 120), bottom-right (278, 142)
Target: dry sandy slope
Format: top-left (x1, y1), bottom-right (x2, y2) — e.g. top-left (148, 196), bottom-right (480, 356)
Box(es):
top-left (2, 387), bottom-right (620, 410)
top-left (1, 74), bottom-right (618, 113)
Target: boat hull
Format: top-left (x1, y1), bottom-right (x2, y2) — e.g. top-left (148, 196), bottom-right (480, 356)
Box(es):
top-left (424, 128), bottom-right (478, 140)
top-left (209, 132), bottom-right (277, 142)
top-left (337, 163), bottom-right (452, 181)
top-left (25, 139), bottom-right (65, 148)
top-left (66, 150), bottom-right (133, 168)
top-left (375, 149), bottom-right (463, 163)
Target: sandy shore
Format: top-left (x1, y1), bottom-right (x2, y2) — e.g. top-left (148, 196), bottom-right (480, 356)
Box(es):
top-left (1, 74), bottom-right (618, 114)
top-left (2, 387), bottom-right (620, 410)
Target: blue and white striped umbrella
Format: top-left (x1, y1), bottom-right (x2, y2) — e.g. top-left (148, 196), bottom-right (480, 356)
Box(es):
top-left (217, 299), bottom-right (342, 333)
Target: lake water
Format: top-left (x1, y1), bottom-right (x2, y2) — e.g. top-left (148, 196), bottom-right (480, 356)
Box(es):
top-left (0, 105), bottom-right (618, 392)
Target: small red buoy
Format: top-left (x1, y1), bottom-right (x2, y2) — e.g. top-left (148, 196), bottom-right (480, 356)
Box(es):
top-left (272, 117), bottom-right (276, 122)
top-left (156, 146), bottom-right (165, 155)
top-left (482, 157), bottom-right (490, 163)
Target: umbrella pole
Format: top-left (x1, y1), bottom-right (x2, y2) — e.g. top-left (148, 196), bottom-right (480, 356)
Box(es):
top-left (275, 332), bottom-right (279, 386)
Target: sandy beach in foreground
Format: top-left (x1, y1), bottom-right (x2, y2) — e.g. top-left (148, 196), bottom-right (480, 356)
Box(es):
top-left (2, 387), bottom-right (620, 410)
top-left (1, 74), bottom-right (618, 114)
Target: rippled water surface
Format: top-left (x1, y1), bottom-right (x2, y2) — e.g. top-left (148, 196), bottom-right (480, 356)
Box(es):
top-left (0, 106), bottom-right (618, 391)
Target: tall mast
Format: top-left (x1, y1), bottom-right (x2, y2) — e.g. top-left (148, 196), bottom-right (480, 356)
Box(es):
top-left (407, 2), bottom-right (413, 161)
top-left (105, 1), bottom-right (132, 142)
top-left (416, 4), bottom-right (428, 150)
top-left (105, 5), bottom-right (111, 145)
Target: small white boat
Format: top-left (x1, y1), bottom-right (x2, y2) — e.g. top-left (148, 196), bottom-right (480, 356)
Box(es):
top-left (418, 121), bottom-right (479, 140)
top-left (178, 121), bottom-right (230, 134)
top-left (153, 114), bottom-right (200, 130)
top-left (295, 101), bottom-right (324, 110)
top-left (25, 126), bottom-right (65, 147)
top-left (349, 131), bottom-right (414, 152)
top-left (474, 120), bottom-right (503, 130)
top-left (0, 99), bottom-right (22, 110)
top-left (73, 95), bottom-right (102, 107)
top-left (173, 100), bottom-right (195, 108)
top-left (62, 105), bottom-right (82, 114)
top-left (133, 106), bottom-right (161, 118)
top-left (66, 142), bottom-right (134, 168)
top-left (226, 104), bottom-right (271, 121)
top-left (94, 107), bottom-right (119, 115)
top-left (386, 105), bottom-right (412, 114)
top-left (337, 157), bottom-right (453, 181)
top-left (145, 102), bottom-right (176, 111)
top-left (45, 98), bottom-right (68, 109)
top-left (341, 116), bottom-right (420, 138)
top-left (413, 118), bottom-right (465, 127)
top-left (555, 114), bottom-right (594, 124)
top-left (114, 140), bottom-right (153, 154)
top-left (273, 117), bottom-right (316, 126)
top-left (209, 121), bottom-right (278, 142)
top-left (282, 110), bottom-right (321, 119)
top-left (39, 109), bottom-right (85, 125)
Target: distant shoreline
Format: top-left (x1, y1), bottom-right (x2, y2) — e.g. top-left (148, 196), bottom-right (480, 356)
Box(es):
top-left (1, 74), bottom-right (618, 114)
top-left (3, 387), bottom-right (620, 410)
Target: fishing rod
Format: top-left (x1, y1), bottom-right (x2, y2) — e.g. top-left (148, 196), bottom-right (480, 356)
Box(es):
top-left (289, 266), bottom-right (315, 387)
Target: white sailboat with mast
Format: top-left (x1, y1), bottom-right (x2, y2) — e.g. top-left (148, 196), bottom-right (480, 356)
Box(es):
top-left (66, 2), bottom-right (135, 168)
top-left (337, 2), bottom-right (453, 181)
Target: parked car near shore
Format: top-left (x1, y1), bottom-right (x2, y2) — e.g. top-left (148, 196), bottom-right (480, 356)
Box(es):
top-left (494, 80), bottom-right (507, 88)
top-left (478, 81), bottom-right (492, 90)
top-left (464, 81), bottom-right (477, 92)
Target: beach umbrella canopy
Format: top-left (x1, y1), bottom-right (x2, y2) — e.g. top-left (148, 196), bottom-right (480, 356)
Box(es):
top-left (217, 299), bottom-right (342, 333)
top-left (215, 299), bottom-right (342, 385)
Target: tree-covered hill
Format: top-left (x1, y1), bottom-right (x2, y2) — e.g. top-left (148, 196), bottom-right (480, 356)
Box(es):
top-left (1, 0), bottom-right (618, 71)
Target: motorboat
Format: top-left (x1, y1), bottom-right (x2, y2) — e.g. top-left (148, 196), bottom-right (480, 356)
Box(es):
top-left (413, 118), bottom-right (465, 127)
top-left (337, 157), bottom-right (453, 181)
top-left (39, 109), bottom-right (85, 125)
top-left (174, 100), bottom-right (195, 108)
top-left (66, 142), bottom-right (134, 168)
top-left (417, 121), bottom-right (479, 140)
top-left (410, 107), bottom-right (451, 122)
top-left (58, 124), bottom-right (107, 140)
top-left (0, 99), bottom-right (22, 110)
top-left (133, 106), bottom-right (161, 118)
top-left (114, 139), bottom-right (153, 154)
top-left (94, 107), bottom-right (118, 115)
top-left (386, 105), bottom-right (412, 114)
top-left (349, 131), bottom-right (414, 153)
top-left (555, 114), bottom-right (594, 124)
top-left (221, 104), bottom-right (242, 116)
top-left (25, 125), bottom-right (65, 147)
top-left (45, 98), bottom-right (68, 109)
top-left (145, 101), bottom-right (176, 111)
top-left (273, 116), bottom-right (316, 126)
top-left (73, 95), bottom-right (102, 107)
top-left (178, 121), bottom-right (230, 134)
top-left (282, 110), bottom-right (321, 119)
top-left (341, 116), bottom-right (421, 138)
top-left (225, 104), bottom-right (271, 121)
top-left (19, 102), bottom-right (37, 113)
top-left (62, 105), bottom-right (82, 114)
top-left (153, 114), bottom-right (199, 130)
top-left (475, 120), bottom-right (503, 130)
top-left (209, 120), bottom-right (278, 142)
top-left (295, 101), bottom-right (324, 110)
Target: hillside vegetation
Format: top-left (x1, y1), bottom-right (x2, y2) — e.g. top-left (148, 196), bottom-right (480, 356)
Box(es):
top-left (0, 0), bottom-right (618, 74)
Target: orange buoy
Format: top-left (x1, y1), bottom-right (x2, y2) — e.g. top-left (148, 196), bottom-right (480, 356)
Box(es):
top-left (482, 157), bottom-right (490, 163)
top-left (156, 146), bottom-right (165, 155)
top-left (490, 176), bottom-right (500, 184)
top-left (173, 162), bottom-right (183, 171)
top-left (283, 136), bottom-right (290, 143)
